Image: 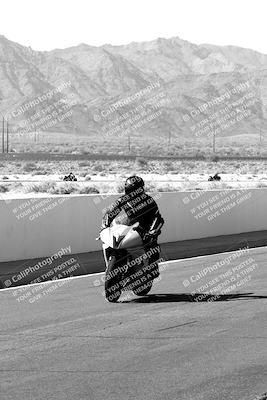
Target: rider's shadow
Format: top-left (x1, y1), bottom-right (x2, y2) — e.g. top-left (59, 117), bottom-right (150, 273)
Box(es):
top-left (121, 292), bottom-right (267, 303)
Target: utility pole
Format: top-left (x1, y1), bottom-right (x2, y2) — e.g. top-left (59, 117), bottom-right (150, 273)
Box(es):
top-left (6, 120), bottom-right (9, 153)
top-left (167, 131), bottom-right (171, 152)
top-left (213, 131), bottom-right (216, 154)
top-left (1, 117), bottom-right (11, 153)
top-left (258, 74), bottom-right (264, 149)
top-left (128, 133), bottom-right (131, 153)
top-left (2, 117), bottom-right (5, 153)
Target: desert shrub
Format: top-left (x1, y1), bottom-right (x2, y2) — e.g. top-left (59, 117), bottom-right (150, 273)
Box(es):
top-left (51, 183), bottom-right (77, 195)
top-left (206, 154), bottom-right (220, 162)
top-left (79, 161), bottom-right (91, 167)
top-left (195, 152), bottom-right (206, 160)
top-left (157, 184), bottom-right (178, 192)
top-left (145, 182), bottom-right (157, 192)
top-left (92, 164), bottom-right (104, 172)
top-left (23, 162), bottom-right (38, 172)
top-left (78, 186), bottom-right (100, 194)
top-left (164, 161), bottom-right (173, 169)
top-left (34, 169), bottom-right (50, 175)
top-left (0, 184), bottom-right (9, 193)
top-left (135, 157), bottom-right (148, 168)
top-left (57, 147), bottom-right (68, 154)
top-left (27, 181), bottom-right (56, 193)
top-left (10, 182), bottom-right (23, 191)
top-left (256, 182), bottom-right (267, 188)
top-left (117, 184), bottom-right (124, 193)
top-left (78, 171), bottom-right (88, 177)
top-left (80, 149), bottom-right (90, 155)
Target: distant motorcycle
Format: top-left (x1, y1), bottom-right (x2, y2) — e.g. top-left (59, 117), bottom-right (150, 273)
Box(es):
top-left (97, 221), bottom-right (157, 302)
top-left (208, 173), bottom-right (221, 181)
top-left (63, 172), bottom-right (77, 181)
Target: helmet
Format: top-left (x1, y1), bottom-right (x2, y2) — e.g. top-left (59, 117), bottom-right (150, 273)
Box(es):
top-left (124, 175), bottom-right (144, 195)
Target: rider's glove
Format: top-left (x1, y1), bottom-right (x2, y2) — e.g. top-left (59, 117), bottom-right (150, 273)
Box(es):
top-left (142, 233), bottom-right (151, 242)
top-left (143, 231), bottom-right (157, 243)
top-left (134, 227), bottom-right (159, 243)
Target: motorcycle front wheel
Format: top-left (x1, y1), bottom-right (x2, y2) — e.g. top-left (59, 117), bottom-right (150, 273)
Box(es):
top-left (105, 256), bottom-right (122, 302)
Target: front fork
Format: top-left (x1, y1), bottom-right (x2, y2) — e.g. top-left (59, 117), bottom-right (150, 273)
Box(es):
top-left (102, 245), bottom-right (129, 271)
top-left (102, 245), bottom-right (153, 286)
top-left (102, 245), bottom-right (112, 269)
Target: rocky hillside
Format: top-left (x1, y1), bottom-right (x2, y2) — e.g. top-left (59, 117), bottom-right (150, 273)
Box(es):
top-left (0, 34), bottom-right (266, 139)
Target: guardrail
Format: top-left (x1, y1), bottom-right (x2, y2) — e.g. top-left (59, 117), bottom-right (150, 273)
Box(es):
top-left (0, 188), bottom-right (264, 262)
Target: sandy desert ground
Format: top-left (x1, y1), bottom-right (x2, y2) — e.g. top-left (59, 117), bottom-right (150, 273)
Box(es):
top-left (0, 159), bottom-right (267, 197)
top-left (1, 172), bottom-right (267, 198)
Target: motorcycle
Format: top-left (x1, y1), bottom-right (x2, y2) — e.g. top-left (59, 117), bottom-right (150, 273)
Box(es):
top-left (96, 219), bottom-right (157, 302)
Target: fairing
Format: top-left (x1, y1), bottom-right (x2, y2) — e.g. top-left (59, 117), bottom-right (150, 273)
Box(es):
top-left (100, 222), bottom-right (142, 249)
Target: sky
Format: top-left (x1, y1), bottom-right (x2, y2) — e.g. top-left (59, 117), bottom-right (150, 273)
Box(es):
top-left (1, 0), bottom-right (267, 53)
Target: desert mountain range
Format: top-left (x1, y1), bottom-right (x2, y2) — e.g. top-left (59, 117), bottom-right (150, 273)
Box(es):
top-left (0, 35), bottom-right (266, 138)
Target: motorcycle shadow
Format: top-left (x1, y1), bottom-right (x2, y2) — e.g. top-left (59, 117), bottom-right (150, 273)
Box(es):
top-left (122, 292), bottom-right (267, 303)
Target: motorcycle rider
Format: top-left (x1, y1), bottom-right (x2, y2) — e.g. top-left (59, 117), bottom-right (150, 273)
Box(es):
top-left (102, 175), bottom-right (164, 278)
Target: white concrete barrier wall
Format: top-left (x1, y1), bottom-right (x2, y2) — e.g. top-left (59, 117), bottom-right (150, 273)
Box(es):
top-left (0, 189), bottom-right (265, 262)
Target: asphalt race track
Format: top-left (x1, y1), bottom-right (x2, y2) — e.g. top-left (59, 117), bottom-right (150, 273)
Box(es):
top-left (0, 247), bottom-right (266, 400)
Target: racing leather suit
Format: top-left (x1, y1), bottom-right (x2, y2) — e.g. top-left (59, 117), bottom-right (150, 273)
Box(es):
top-left (102, 188), bottom-right (164, 276)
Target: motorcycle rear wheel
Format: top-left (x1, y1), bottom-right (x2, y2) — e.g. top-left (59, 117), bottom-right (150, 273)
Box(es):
top-left (105, 256), bottom-right (122, 302)
top-left (133, 281), bottom-right (153, 296)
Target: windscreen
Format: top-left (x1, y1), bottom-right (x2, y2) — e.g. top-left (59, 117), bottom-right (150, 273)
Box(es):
top-left (112, 208), bottom-right (131, 226)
